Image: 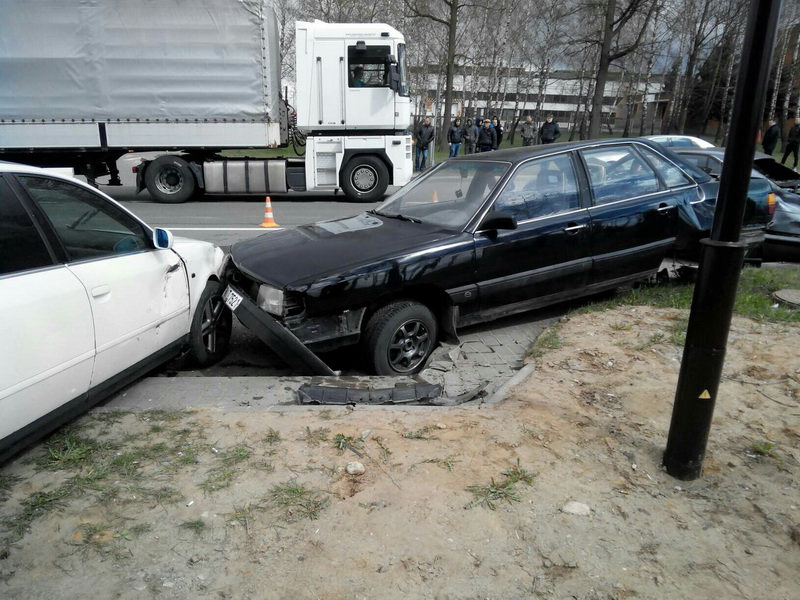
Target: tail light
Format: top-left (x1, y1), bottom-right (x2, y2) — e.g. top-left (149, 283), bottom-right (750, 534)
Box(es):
top-left (767, 192), bottom-right (776, 216)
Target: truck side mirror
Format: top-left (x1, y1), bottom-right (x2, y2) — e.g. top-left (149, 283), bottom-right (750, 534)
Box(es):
top-left (388, 63), bottom-right (401, 93)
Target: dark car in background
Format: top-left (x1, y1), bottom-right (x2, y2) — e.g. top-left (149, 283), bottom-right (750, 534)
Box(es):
top-left (223, 139), bottom-right (754, 375)
top-left (674, 147), bottom-right (799, 262)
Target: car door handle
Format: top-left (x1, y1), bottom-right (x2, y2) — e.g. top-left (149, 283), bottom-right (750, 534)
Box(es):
top-left (563, 223), bottom-right (587, 233)
top-left (166, 263), bottom-right (181, 274)
top-left (91, 285), bottom-right (111, 298)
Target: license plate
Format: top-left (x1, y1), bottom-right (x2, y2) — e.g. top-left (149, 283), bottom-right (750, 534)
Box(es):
top-left (222, 286), bottom-right (243, 311)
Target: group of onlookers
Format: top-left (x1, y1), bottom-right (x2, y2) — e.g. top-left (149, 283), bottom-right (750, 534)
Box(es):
top-left (413, 113), bottom-right (561, 171)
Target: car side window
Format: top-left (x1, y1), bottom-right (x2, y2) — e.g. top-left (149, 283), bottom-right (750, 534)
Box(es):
top-left (17, 176), bottom-right (151, 262)
top-left (494, 154), bottom-right (580, 221)
top-left (639, 147), bottom-right (693, 188)
top-left (0, 177), bottom-right (54, 276)
top-left (581, 146), bottom-right (660, 205)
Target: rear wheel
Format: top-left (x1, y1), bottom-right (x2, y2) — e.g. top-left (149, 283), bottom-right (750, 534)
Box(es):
top-left (363, 301), bottom-right (437, 375)
top-left (145, 155), bottom-right (196, 203)
top-left (189, 281), bottom-right (232, 367)
top-left (341, 156), bottom-right (389, 202)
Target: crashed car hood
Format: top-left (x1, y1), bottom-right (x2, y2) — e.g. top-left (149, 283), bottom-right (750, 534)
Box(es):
top-left (230, 212), bottom-right (460, 288)
top-left (754, 157), bottom-right (800, 189)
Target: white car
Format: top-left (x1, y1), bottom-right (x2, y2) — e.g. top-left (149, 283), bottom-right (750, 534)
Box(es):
top-left (0, 162), bottom-right (231, 462)
top-left (641, 135), bottom-right (715, 149)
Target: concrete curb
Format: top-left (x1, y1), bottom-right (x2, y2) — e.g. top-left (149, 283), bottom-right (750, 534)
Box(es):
top-left (482, 362), bottom-right (536, 404)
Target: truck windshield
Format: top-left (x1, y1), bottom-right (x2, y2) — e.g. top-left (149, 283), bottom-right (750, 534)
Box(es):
top-left (373, 161), bottom-right (509, 230)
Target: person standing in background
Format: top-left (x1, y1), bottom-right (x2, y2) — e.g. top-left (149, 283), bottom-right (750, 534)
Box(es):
top-left (491, 116), bottom-right (503, 147)
top-left (414, 116), bottom-right (434, 171)
top-left (463, 118), bottom-right (479, 154)
top-left (539, 113), bottom-right (561, 144)
top-left (520, 115), bottom-right (536, 146)
top-left (782, 118), bottom-right (800, 169)
top-left (762, 120), bottom-right (780, 156)
top-left (448, 117), bottom-right (464, 158)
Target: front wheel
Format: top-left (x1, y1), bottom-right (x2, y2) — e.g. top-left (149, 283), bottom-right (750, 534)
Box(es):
top-left (341, 156), bottom-right (389, 202)
top-left (363, 301), bottom-right (438, 375)
top-left (189, 280), bottom-right (232, 367)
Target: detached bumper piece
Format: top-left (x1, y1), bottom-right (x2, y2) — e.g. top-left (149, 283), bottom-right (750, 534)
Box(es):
top-left (222, 283), bottom-right (336, 376)
top-left (297, 382), bottom-right (443, 405)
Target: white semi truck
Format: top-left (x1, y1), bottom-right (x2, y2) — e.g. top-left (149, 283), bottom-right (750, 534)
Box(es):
top-left (0, 0), bottom-right (413, 203)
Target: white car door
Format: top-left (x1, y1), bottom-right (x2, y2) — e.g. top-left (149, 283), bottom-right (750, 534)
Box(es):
top-left (0, 177), bottom-right (94, 443)
top-left (16, 175), bottom-right (190, 387)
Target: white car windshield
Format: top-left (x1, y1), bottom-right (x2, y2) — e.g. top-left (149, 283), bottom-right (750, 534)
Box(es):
top-left (373, 161), bottom-right (510, 229)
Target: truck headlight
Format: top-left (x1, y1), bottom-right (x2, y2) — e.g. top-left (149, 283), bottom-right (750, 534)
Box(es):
top-left (256, 284), bottom-right (285, 316)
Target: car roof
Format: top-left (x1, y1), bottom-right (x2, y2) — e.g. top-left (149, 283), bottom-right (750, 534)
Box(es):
top-left (446, 137), bottom-right (673, 165)
top-left (642, 135), bottom-right (716, 148)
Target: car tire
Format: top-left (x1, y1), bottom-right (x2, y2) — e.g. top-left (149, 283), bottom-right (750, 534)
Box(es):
top-left (145, 155), bottom-right (196, 203)
top-left (363, 301), bottom-right (438, 375)
top-left (189, 280), bottom-right (232, 367)
top-left (341, 156), bottom-right (389, 202)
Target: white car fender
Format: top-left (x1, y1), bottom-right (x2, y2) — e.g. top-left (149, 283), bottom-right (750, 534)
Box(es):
top-left (170, 238), bottom-right (227, 315)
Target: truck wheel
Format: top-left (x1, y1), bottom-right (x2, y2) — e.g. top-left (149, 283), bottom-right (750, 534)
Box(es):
top-left (341, 156), bottom-right (389, 202)
top-left (189, 280), bottom-right (232, 367)
top-left (363, 301), bottom-right (438, 375)
top-left (145, 155), bottom-right (196, 203)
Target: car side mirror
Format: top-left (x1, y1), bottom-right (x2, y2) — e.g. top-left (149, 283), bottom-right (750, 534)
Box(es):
top-left (479, 211), bottom-right (517, 232)
top-left (153, 227), bottom-right (174, 249)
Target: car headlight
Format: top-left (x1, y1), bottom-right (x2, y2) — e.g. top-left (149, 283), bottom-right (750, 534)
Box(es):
top-left (256, 284), bottom-right (285, 316)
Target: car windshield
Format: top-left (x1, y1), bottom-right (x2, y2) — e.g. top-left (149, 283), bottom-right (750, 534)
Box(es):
top-left (373, 160), bottom-right (510, 229)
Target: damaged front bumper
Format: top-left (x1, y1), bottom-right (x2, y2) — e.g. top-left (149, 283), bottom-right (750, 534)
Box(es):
top-left (222, 283), bottom-right (336, 375)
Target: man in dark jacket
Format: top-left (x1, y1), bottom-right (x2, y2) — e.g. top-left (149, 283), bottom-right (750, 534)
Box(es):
top-left (762, 120), bottom-right (780, 156)
top-left (782, 118), bottom-right (800, 169)
top-left (463, 118), bottom-right (479, 154)
top-left (520, 115), bottom-right (536, 146)
top-left (414, 116), bottom-right (435, 170)
top-left (448, 117), bottom-right (464, 157)
top-left (476, 118), bottom-right (497, 152)
top-left (538, 114), bottom-right (561, 144)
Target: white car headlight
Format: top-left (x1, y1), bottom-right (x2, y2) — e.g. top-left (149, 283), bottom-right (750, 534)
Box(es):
top-left (256, 284), bottom-right (284, 316)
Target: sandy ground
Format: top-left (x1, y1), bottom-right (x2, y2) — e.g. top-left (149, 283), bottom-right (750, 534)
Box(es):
top-left (1, 305), bottom-right (798, 599)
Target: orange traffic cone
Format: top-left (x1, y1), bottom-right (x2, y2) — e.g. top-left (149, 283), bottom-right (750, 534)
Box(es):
top-left (432, 190), bottom-right (439, 202)
top-left (259, 196), bottom-right (280, 228)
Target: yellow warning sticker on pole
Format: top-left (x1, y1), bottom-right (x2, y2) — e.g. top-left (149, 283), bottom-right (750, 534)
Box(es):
top-left (699, 390), bottom-right (712, 399)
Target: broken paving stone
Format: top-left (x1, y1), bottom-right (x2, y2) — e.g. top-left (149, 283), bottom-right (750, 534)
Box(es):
top-left (346, 462), bottom-right (366, 476)
top-left (561, 501), bottom-right (591, 516)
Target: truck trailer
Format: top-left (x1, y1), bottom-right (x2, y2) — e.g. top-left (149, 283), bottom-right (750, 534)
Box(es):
top-left (0, 0), bottom-right (413, 202)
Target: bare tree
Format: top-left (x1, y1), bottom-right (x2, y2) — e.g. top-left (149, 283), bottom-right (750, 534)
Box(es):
top-left (578, 0), bottom-right (659, 139)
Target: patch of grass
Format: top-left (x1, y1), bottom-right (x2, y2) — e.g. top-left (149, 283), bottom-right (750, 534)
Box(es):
top-left (268, 480), bottom-right (329, 522)
top-left (333, 433), bottom-right (363, 454)
top-left (37, 430), bottom-right (113, 470)
top-left (220, 444), bottom-right (252, 466)
top-left (301, 427), bottom-right (330, 446)
top-left (0, 474), bottom-right (21, 502)
top-left (137, 409), bottom-right (188, 423)
top-left (576, 265), bottom-right (800, 323)
top-left (199, 468), bottom-right (235, 493)
top-left (502, 459), bottom-right (537, 485)
top-left (423, 455), bottom-right (459, 472)
top-left (3, 485), bottom-right (72, 540)
top-left (402, 426), bottom-right (438, 440)
top-left (262, 428), bottom-right (282, 444)
top-left (465, 460), bottom-right (537, 510)
top-left (69, 466), bottom-right (110, 493)
top-left (751, 440), bottom-right (778, 458)
top-left (89, 411), bottom-right (127, 426)
top-left (610, 321), bottom-right (633, 331)
top-left (528, 327), bottom-right (562, 358)
top-left (180, 519), bottom-right (205, 534)
top-left (318, 409), bottom-right (335, 420)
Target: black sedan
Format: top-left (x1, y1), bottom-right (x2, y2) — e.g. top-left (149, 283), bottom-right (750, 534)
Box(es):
top-left (224, 139), bottom-right (742, 375)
